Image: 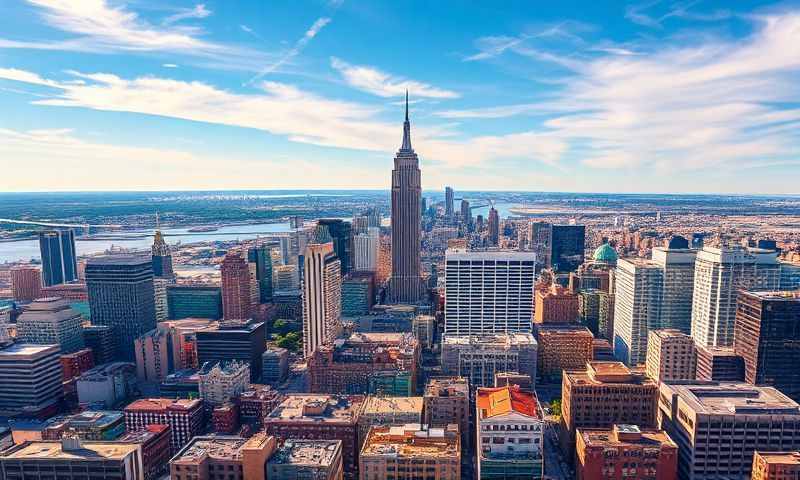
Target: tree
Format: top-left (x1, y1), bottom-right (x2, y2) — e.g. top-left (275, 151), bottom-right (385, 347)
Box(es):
top-left (550, 399), bottom-right (562, 418)
top-left (275, 331), bottom-right (301, 352)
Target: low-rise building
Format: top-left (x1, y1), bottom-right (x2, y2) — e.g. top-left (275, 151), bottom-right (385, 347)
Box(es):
top-left (694, 344), bottom-right (745, 382)
top-left (0, 343), bottom-right (62, 416)
top-left (534, 284), bottom-right (579, 324)
top-left (212, 402), bottom-right (240, 434)
top-left (360, 424), bottom-right (460, 480)
top-left (76, 362), bottom-right (137, 408)
top-left (43, 410), bottom-right (126, 441)
top-left (198, 360), bottom-right (250, 406)
top-left (261, 347), bottom-right (289, 384)
top-left (118, 424), bottom-right (171, 480)
top-left (441, 334), bottom-right (537, 389)
top-left (645, 329), bottom-right (696, 383)
top-left (267, 440), bottom-right (343, 480)
top-left (169, 433), bottom-right (276, 480)
top-left (576, 424), bottom-right (678, 480)
top-left (124, 398), bottom-right (203, 453)
top-left (423, 377), bottom-right (470, 448)
top-left (476, 385), bottom-right (544, 479)
top-left (413, 314), bottom-right (436, 350)
top-left (357, 396), bottom-right (423, 447)
top-left (238, 384), bottom-right (283, 428)
top-left (534, 323), bottom-right (594, 383)
top-left (752, 451), bottom-right (800, 480)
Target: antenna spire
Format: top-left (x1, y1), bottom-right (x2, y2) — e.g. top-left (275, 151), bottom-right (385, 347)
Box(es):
top-left (405, 90), bottom-right (409, 122)
top-left (400, 91), bottom-right (412, 151)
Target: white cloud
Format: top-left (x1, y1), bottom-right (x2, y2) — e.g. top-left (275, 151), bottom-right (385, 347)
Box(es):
top-left (162, 63), bottom-right (179, 68)
top-left (246, 17), bottom-right (331, 84)
top-left (330, 57), bottom-right (459, 99)
top-left (163, 4), bottom-right (211, 26)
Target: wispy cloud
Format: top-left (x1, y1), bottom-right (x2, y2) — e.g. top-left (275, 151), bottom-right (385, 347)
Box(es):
top-left (330, 57), bottom-right (459, 99)
top-left (162, 3), bottom-right (211, 26)
top-left (625, 0), bottom-right (732, 28)
top-left (464, 21), bottom-right (591, 63)
top-left (162, 63), bottom-right (179, 68)
top-left (246, 17), bottom-right (331, 85)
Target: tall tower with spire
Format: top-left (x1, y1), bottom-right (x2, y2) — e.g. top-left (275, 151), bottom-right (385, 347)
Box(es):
top-left (390, 92), bottom-right (422, 303)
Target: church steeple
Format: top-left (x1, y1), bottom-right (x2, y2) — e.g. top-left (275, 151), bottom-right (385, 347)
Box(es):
top-left (401, 90), bottom-right (413, 152)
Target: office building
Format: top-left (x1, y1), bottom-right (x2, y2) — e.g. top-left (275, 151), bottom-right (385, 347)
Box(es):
top-left (361, 424), bottom-right (460, 480)
top-left (10, 266), bottom-right (41, 301)
top-left (423, 377), bottom-right (470, 447)
top-left (357, 396), bottom-right (423, 447)
top-left (247, 245), bottom-right (274, 303)
top-left (476, 385), bottom-right (544, 479)
top-left (598, 290), bottom-right (615, 341)
top-left (266, 440), bottom-right (343, 480)
top-left (651, 241), bottom-right (697, 333)
top-left (550, 225), bottom-right (585, 273)
top-left (60, 348), bottom-right (94, 384)
top-left (751, 451), bottom-right (800, 480)
top-left (83, 324), bottom-right (115, 364)
top-left (151, 229), bottom-right (173, 277)
top-left (0, 437), bottom-right (144, 480)
top-left (461, 199), bottom-right (472, 225)
top-left (534, 284), bottom-right (579, 324)
top-left (561, 362), bottom-right (658, 453)
top-left (444, 250), bottom-right (536, 335)
top-left (659, 382), bottom-right (800, 480)
top-left (354, 227), bottom-right (379, 272)
top-left (308, 332), bottom-right (418, 396)
top-left (153, 277), bottom-right (170, 322)
top-left (238, 384), bottom-right (283, 427)
top-left (42, 410), bottom-right (126, 441)
top-left (613, 258), bottom-right (663, 365)
top-left (645, 329), bottom-right (696, 383)
top-left (390, 95), bottom-right (422, 304)
top-left (39, 229), bottom-right (78, 287)
top-left (274, 264), bottom-right (300, 291)
top-left (303, 242), bottom-right (342, 358)
top-left (169, 433), bottom-right (276, 480)
top-left (534, 323), bottom-right (594, 383)
top-left (735, 291), bottom-right (800, 401)
top-left (41, 282), bottom-right (88, 301)
top-left (124, 398), bottom-right (203, 453)
top-left (576, 425), bottom-right (678, 480)
top-left (134, 318), bottom-right (213, 382)
top-left (445, 186), bottom-right (454, 218)
top-left (118, 424), bottom-right (171, 480)
top-left (264, 395), bottom-right (365, 479)
top-left (198, 360), bottom-right (250, 406)
top-left (487, 206), bottom-right (499, 245)
top-left (694, 344), bottom-right (745, 381)
top-left (441, 334), bottom-right (537, 389)
top-left (167, 285), bottom-right (222, 320)
top-left (261, 347), bottom-right (289, 384)
top-left (341, 272), bottom-right (374, 316)
top-left (578, 290), bottom-right (602, 335)
top-left (691, 246), bottom-right (781, 347)
top-left (16, 297), bottom-right (85, 353)
top-left (0, 344), bottom-right (62, 415)
top-left (76, 362), bottom-right (136, 408)
top-left (412, 314), bottom-right (435, 350)
top-left (318, 219), bottom-right (353, 274)
top-left (196, 320), bottom-right (266, 382)
top-left (86, 255), bottom-right (156, 361)
top-left (221, 252), bottom-right (254, 321)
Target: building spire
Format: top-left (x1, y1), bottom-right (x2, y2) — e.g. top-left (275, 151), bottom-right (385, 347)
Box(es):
top-left (401, 90), bottom-right (412, 151)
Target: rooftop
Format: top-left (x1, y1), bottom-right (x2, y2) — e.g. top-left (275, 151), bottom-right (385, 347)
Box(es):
top-left (48, 411), bottom-right (123, 429)
top-left (592, 243), bottom-right (618, 263)
top-left (442, 333), bottom-right (536, 347)
top-left (267, 395), bottom-right (364, 423)
top-left (445, 250), bottom-right (536, 262)
top-left (361, 424), bottom-right (459, 458)
top-left (579, 425), bottom-right (676, 449)
top-left (0, 343), bottom-right (59, 358)
top-left (477, 385), bottom-right (539, 419)
top-left (756, 452), bottom-right (800, 465)
top-left (741, 290), bottom-right (800, 301)
top-left (86, 254), bottom-right (152, 266)
top-left (362, 396), bottom-right (423, 415)
top-left (566, 362), bottom-right (655, 387)
top-left (171, 435), bottom-right (257, 463)
top-left (268, 440), bottom-right (341, 467)
top-left (125, 398), bottom-right (202, 412)
top-left (664, 382), bottom-right (800, 415)
top-left (4, 440), bottom-right (139, 461)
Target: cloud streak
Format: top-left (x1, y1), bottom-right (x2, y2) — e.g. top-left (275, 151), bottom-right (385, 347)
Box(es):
top-left (246, 17), bottom-right (331, 85)
top-left (331, 57), bottom-right (459, 98)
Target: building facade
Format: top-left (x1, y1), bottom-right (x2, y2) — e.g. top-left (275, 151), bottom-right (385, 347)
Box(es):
top-left (39, 229), bottom-right (78, 287)
top-left (534, 323), bottom-right (594, 383)
top-left (576, 425), bottom-right (678, 480)
top-left (10, 266), bottom-right (41, 302)
top-left (267, 440), bottom-right (343, 480)
top-left (198, 360), bottom-right (250, 406)
top-left (16, 297), bottom-right (85, 353)
top-left (195, 320), bottom-right (265, 382)
top-left (361, 424), bottom-right (460, 480)
top-left (534, 284), bottom-right (579, 324)
top-left (751, 451), bottom-right (800, 480)
top-left (303, 242), bottom-right (342, 358)
top-left (441, 334), bottom-right (537, 389)
top-left (0, 344), bottom-right (62, 415)
top-left (221, 252), bottom-right (254, 321)
top-left (169, 433), bottom-right (276, 480)
top-left (645, 329), bottom-right (696, 383)
top-left (124, 398), bottom-right (203, 453)
top-left (167, 285), bottom-right (223, 320)
top-left (613, 258), bottom-right (664, 366)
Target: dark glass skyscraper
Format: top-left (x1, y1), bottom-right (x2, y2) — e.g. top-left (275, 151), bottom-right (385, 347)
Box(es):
top-left (318, 219), bottom-right (353, 275)
top-left (38, 229), bottom-right (78, 286)
top-left (85, 255), bottom-right (156, 361)
top-left (151, 230), bottom-right (173, 278)
top-left (247, 245), bottom-right (274, 303)
top-left (445, 186), bottom-right (454, 218)
top-left (487, 207), bottom-right (499, 246)
top-left (550, 225), bottom-right (586, 273)
top-left (390, 93), bottom-right (422, 304)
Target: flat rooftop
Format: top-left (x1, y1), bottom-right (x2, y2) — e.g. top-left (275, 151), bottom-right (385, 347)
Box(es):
top-left (446, 251), bottom-right (536, 262)
top-left (86, 255), bottom-right (152, 266)
top-left (362, 397), bottom-right (423, 415)
top-left (665, 382), bottom-right (800, 415)
top-left (425, 377), bottom-right (469, 397)
top-left (757, 452), bottom-right (800, 465)
top-left (171, 436), bottom-right (250, 463)
top-left (267, 395), bottom-right (363, 423)
top-left (362, 424), bottom-right (459, 458)
top-left (0, 343), bottom-right (59, 358)
top-left (579, 426), bottom-right (676, 448)
top-left (442, 333), bottom-right (536, 347)
top-left (566, 362), bottom-right (655, 386)
top-left (5, 441), bottom-right (139, 461)
top-left (125, 398), bottom-right (201, 412)
top-left (268, 440), bottom-right (340, 467)
top-left (742, 291), bottom-right (800, 301)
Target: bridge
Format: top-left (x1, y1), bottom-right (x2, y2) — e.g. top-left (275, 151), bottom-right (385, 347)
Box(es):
top-left (0, 219), bottom-right (123, 229)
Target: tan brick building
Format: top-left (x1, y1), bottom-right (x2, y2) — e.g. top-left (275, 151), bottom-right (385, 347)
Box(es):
top-left (534, 284), bottom-right (579, 324)
top-left (169, 433), bottom-right (276, 480)
top-left (359, 424), bottom-right (460, 480)
top-left (423, 378), bottom-right (469, 447)
top-left (534, 323), bottom-right (594, 383)
top-left (645, 329), bottom-right (696, 383)
top-left (752, 451), bottom-right (800, 480)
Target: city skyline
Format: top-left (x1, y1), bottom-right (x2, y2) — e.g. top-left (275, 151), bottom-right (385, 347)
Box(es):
top-left (0, 1), bottom-right (798, 193)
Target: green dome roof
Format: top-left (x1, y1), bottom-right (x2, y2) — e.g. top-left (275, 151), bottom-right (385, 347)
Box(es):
top-left (593, 243), bottom-right (618, 263)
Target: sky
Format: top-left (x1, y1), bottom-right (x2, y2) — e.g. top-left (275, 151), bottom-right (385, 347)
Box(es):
top-left (0, 0), bottom-right (799, 194)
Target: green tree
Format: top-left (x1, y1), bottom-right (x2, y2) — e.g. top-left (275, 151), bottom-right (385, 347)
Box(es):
top-left (550, 399), bottom-right (562, 418)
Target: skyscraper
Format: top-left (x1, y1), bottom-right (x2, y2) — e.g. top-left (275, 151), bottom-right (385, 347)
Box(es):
top-left (550, 225), bottom-right (585, 273)
top-left (317, 219), bottom-right (353, 275)
top-left (613, 258), bottom-right (663, 365)
top-left (353, 227), bottom-right (379, 272)
top-left (247, 245), bottom-right (273, 303)
top-left (487, 206), bottom-right (499, 246)
top-left (302, 242), bottom-right (342, 358)
top-left (85, 255), bottom-right (156, 361)
top-left (390, 93), bottom-right (422, 304)
top-left (221, 251), bottom-right (254, 321)
top-left (445, 186), bottom-right (454, 218)
top-left (650, 238), bottom-right (697, 333)
top-left (39, 229), bottom-right (78, 286)
top-left (151, 230), bottom-right (173, 278)
top-left (460, 199), bottom-right (471, 227)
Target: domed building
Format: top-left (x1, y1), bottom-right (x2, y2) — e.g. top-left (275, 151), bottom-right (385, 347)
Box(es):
top-left (592, 243), bottom-right (618, 266)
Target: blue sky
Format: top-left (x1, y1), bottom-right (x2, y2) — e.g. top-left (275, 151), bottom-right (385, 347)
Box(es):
top-left (0, 0), bottom-right (799, 193)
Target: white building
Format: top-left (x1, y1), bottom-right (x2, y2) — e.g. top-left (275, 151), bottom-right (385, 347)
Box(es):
top-left (198, 361), bottom-right (250, 406)
top-left (651, 246), bottom-right (697, 333)
top-left (353, 227), bottom-right (379, 272)
top-left (441, 334), bottom-right (537, 389)
top-left (613, 258), bottom-right (663, 365)
top-left (444, 250), bottom-right (536, 335)
top-left (691, 246), bottom-right (780, 347)
top-left (302, 242), bottom-right (342, 358)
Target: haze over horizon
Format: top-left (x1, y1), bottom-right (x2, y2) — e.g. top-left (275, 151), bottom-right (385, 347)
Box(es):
top-left (1, 0), bottom-right (799, 193)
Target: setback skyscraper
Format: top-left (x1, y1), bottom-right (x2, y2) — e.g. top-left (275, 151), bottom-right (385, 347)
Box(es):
top-left (390, 93), bottom-right (422, 304)
top-left (39, 229), bottom-right (78, 286)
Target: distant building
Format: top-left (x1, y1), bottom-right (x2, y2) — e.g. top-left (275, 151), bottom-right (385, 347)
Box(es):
top-left (266, 440), bottom-right (343, 480)
top-left (445, 186), bottom-right (454, 217)
top-left (534, 323), bottom-right (594, 383)
top-left (248, 245), bottom-right (274, 303)
top-left (361, 424), bottom-right (460, 480)
top-left (487, 207), bottom-right (500, 246)
top-left (261, 347), bottom-right (289, 384)
top-left (169, 433), bottom-right (276, 480)
top-left (221, 252), bottom-right (254, 321)
top-left (694, 344), bottom-right (745, 381)
top-left (0, 343), bottom-right (62, 416)
top-left (124, 398), bottom-right (203, 453)
top-left (303, 242), bottom-right (342, 358)
top-left (264, 395), bottom-right (365, 479)
top-left (198, 360), bottom-right (250, 407)
top-left (423, 377), bottom-right (470, 448)
top-left (476, 385), bottom-right (544, 479)
top-left (0, 437), bottom-right (144, 480)
top-left (561, 362), bottom-right (658, 454)
top-left (576, 425), bottom-right (678, 480)
top-left (273, 265), bottom-right (300, 291)
top-left (534, 284), bottom-right (579, 324)
top-left (550, 225), bottom-right (585, 273)
top-left (441, 334), bottom-right (537, 389)
top-left (357, 396), bottom-right (423, 447)
top-left (341, 272), bottom-right (375, 316)
top-left (16, 297), bottom-right (85, 353)
top-left (577, 289), bottom-right (602, 335)
top-left (445, 250), bottom-right (536, 335)
top-left (659, 382), bottom-right (800, 480)
top-left (752, 451), bottom-right (800, 480)
top-left (39, 229), bottom-right (78, 287)
top-left (353, 227), bottom-right (379, 273)
top-left (645, 329), bottom-right (696, 383)
top-left (86, 255), bottom-right (156, 361)
top-left (10, 266), bottom-right (41, 301)
top-left (196, 320), bottom-right (266, 382)
top-left (167, 285), bottom-right (222, 320)
top-left (308, 332), bottom-right (418, 396)
top-left (734, 291), bottom-right (800, 401)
